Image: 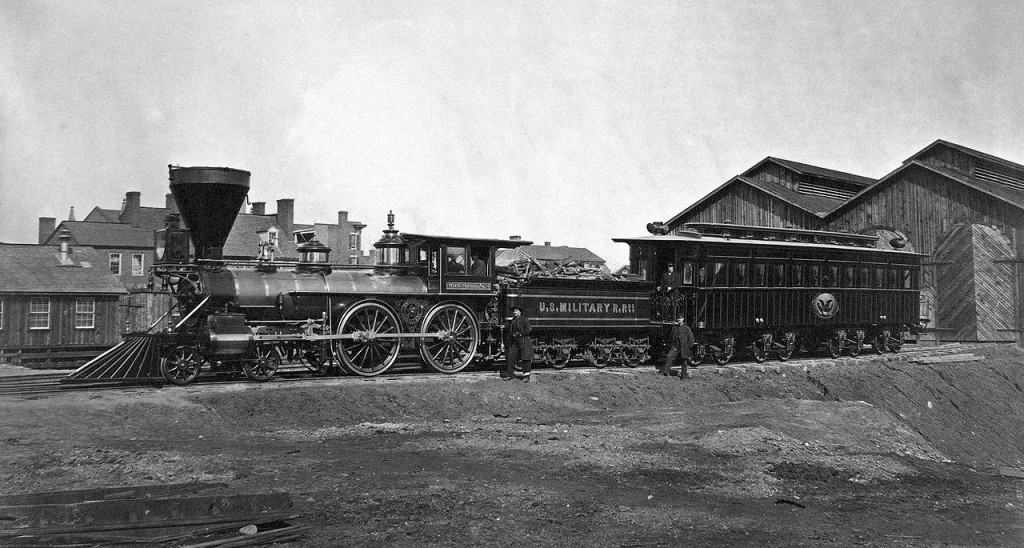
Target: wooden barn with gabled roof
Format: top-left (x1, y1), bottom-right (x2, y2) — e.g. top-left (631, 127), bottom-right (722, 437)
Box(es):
top-left (657, 140), bottom-right (1024, 343)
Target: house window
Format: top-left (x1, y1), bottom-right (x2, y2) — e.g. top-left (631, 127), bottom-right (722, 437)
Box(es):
top-left (349, 233), bottom-right (360, 250)
top-left (75, 298), bottom-right (95, 329)
top-left (29, 299), bottom-right (50, 330)
top-left (131, 253), bottom-right (145, 276)
top-left (294, 230), bottom-right (314, 244)
top-left (109, 253), bottom-right (122, 275)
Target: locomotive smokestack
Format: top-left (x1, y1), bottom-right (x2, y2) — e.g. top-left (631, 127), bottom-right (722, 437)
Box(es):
top-left (168, 166), bottom-right (250, 261)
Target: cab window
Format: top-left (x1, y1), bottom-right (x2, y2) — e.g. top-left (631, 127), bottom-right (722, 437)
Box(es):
top-left (445, 247), bottom-right (467, 274)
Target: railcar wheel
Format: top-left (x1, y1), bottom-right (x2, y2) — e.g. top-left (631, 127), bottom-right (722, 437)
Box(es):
top-left (777, 333), bottom-right (797, 362)
top-left (244, 346), bottom-right (280, 382)
top-left (544, 347), bottom-right (571, 369)
top-left (871, 331), bottom-right (887, 354)
top-left (711, 339), bottom-right (733, 365)
top-left (826, 334), bottom-right (843, 359)
top-left (419, 303), bottom-right (479, 374)
top-left (848, 331), bottom-right (864, 358)
top-left (335, 301), bottom-right (402, 377)
top-left (887, 330), bottom-right (905, 353)
top-left (160, 345), bottom-right (203, 386)
top-left (751, 337), bottom-right (769, 363)
top-left (621, 346), bottom-right (641, 368)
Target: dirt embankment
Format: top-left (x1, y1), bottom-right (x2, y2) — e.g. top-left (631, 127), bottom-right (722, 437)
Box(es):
top-left (1, 344), bottom-right (1023, 546)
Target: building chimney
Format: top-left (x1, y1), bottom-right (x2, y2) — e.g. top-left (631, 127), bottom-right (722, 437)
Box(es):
top-left (122, 191), bottom-right (141, 227)
top-left (338, 210), bottom-right (348, 225)
top-left (544, 241), bottom-right (551, 246)
top-left (68, 207), bottom-right (76, 222)
top-left (57, 228), bottom-right (72, 264)
top-left (165, 193), bottom-right (178, 214)
top-left (251, 202), bottom-right (266, 215)
top-left (509, 235), bottom-right (521, 241)
top-left (38, 217), bottom-right (56, 244)
top-left (276, 198), bottom-right (294, 235)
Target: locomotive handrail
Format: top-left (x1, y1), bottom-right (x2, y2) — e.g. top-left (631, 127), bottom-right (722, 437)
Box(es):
top-left (173, 295), bottom-right (211, 331)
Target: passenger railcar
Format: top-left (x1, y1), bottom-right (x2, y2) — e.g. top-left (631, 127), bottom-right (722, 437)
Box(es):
top-left (615, 222), bottom-right (923, 364)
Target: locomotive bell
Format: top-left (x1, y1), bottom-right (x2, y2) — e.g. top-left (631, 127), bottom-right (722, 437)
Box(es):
top-left (169, 165), bottom-right (250, 261)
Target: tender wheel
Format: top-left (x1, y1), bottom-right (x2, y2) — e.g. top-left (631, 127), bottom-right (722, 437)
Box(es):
top-left (621, 346), bottom-right (641, 368)
top-left (887, 330), bottom-right (905, 353)
top-left (826, 333), bottom-right (843, 359)
top-left (419, 303), bottom-right (479, 374)
top-left (543, 346), bottom-right (571, 370)
top-left (335, 301), bottom-right (402, 377)
top-left (160, 345), bottom-right (203, 386)
top-left (777, 333), bottom-right (796, 362)
top-left (687, 344), bottom-right (705, 366)
top-left (583, 345), bottom-right (609, 368)
top-left (712, 339), bottom-right (733, 365)
top-left (244, 346), bottom-right (281, 382)
top-left (872, 331), bottom-right (887, 354)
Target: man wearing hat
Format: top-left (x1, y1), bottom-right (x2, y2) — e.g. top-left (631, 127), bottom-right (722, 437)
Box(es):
top-left (505, 306), bottom-right (534, 382)
top-left (661, 313), bottom-right (695, 377)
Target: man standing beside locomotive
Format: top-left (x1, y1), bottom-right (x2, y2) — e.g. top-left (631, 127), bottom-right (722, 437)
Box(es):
top-left (504, 306), bottom-right (534, 382)
top-left (661, 313), bottom-right (695, 378)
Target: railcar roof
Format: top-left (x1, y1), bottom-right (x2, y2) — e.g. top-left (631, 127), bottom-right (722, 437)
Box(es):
top-left (401, 233), bottom-right (534, 248)
top-left (611, 234), bottom-right (926, 257)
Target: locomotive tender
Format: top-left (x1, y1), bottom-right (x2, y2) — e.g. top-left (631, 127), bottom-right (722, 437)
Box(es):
top-left (149, 166), bottom-right (920, 385)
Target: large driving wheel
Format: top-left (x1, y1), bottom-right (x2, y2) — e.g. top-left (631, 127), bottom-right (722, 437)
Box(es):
top-left (244, 345), bottom-right (280, 382)
top-left (419, 303), bottom-right (479, 374)
top-left (160, 345), bottom-right (203, 386)
top-left (335, 301), bottom-right (402, 377)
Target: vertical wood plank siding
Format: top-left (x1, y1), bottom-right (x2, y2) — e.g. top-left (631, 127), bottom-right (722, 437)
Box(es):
top-left (677, 184), bottom-right (822, 230)
top-left (0, 295), bottom-right (122, 349)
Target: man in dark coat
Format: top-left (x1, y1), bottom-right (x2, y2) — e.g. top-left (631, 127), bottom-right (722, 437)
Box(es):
top-left (505, 306), bottom-right (534, 382)
top-left (661, 313), bottom-right (695, 377)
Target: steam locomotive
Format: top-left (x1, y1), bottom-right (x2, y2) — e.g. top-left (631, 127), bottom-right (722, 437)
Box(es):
top-left (148, 166), bottom-right (921, 385)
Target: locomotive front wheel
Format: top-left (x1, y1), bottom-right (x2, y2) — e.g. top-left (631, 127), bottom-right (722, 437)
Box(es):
top-left (335, 301), bottom-right (402, 377)
top-left (419, 303), bottom-right (479, 374)
top-left (244, 346), bottom-right (280, 382)
top-left (160, 345), bottom-right (203, 386)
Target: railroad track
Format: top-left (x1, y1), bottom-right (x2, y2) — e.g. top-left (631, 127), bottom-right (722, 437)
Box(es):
top-left (0, 342), bottom-right (993, 397)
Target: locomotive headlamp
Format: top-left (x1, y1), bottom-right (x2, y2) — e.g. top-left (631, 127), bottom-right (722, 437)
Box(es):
top-left (646, 222), bottom-right (670, 235)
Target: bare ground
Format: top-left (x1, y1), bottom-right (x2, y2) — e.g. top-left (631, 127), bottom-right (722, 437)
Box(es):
top-left (2, 344), bottom-right (1024, 546)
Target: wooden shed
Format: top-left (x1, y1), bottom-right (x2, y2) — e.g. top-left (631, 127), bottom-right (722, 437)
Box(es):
top-left (0, 234), bottom-right (127, 366)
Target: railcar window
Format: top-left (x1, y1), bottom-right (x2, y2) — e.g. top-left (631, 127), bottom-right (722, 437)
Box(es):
top-left (902, 269), bottom-right (913, 289)
top-left (841, 266), bottom-right (855, 288)
top-left (873, 267), bottom-right (885, 288)
top-left (768, 263), bottom-right (785, 287)
top-left (823, 265), bottom-right (838, 287)
top-left (445, 247), bottom-right (467, 274)
top-left (752, 263), bottom-right (767, 287)
top-left (730, 262), bottom-right (747, 287)
top-left (710, 262), bottom-right (727, 287)
top-left (682, 262), bottom-right (694, 285)
top-left (888, 268), bottom-right (899, 289)
top-left (791, 263), bottom-right (804, 287)
top-left (808, 265), bottom-right (821, 287)
top-left (857, 266), bottom-right (869, 288)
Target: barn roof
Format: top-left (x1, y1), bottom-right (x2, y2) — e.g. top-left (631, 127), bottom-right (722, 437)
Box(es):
top-left (744, 157), bottom-right (876, 187)
top-left (905, 139), bottom-right (1024, 175)
top-left (0, 243), bottom-right (127, 294)
top-left (665, 176), bottom-right (846, 226)
top-left (828, 160), bottom-right (1024, 216)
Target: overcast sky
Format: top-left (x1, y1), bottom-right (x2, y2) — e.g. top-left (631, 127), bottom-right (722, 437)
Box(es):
top-left (2, 1), bottom-right (1023, 268)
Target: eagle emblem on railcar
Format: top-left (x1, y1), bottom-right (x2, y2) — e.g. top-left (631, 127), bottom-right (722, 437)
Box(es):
top-left (812, 293), bottom-right (839, 319)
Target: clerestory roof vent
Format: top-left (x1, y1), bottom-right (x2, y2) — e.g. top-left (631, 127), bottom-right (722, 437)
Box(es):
top-left (796, 182), bottom-right (856, 201)
top-left (974, 166), bottom-right (1024, 192)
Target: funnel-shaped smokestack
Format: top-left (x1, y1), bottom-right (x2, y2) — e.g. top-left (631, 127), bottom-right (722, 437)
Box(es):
top-left (168, 166), bottom-right (250, 260)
